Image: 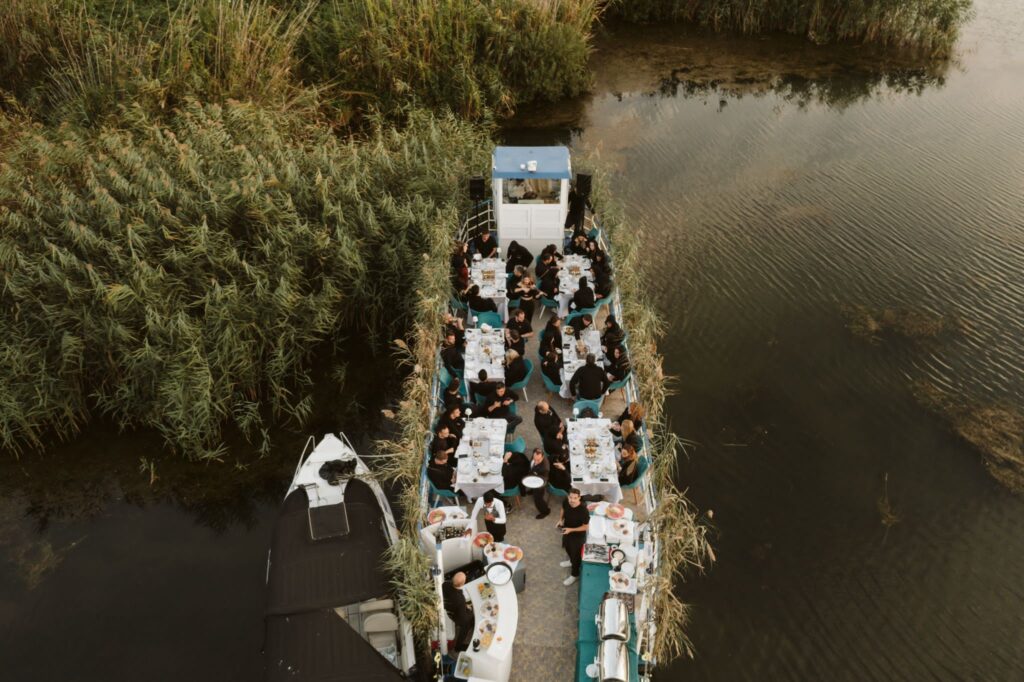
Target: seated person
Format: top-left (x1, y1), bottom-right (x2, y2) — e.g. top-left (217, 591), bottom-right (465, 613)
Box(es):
top-left (549, 449), bottom-right (572, 492)
top-left (618, 419), bottom-right (643, 452)
top-left (617, 443), bottom-right (641, 486)
top-left (466, 285), bottom-right (498, 314)
top-left (571, 277), bottom-right (596, 311)
top-left (507, 264), bottom-right (526, 292)
top-left (451, 241), bottom-right (469, 291)
top-left (605, 344), bottom-right (631, 382)
top-left (484, 384), bottom-right (523, 430)
top-left (511, 275), bottom-right (540, 319)
top-left (470, 369), bottom-right (499, 404)
top-left (427, 452), bottom-right (456, 492)
top-left (601, 315), bottom-right (625, 351)
top-left (470, 490), bottom-right (507, 543)
top-left (533, 401), bottom-right (562, 439)
top-left (542, 317), bottom-right (563, 355)
top-left (569, 233), bottom-right (589, 256)
top-left (542, 421), bottom-right (569, 461)
top-left (538, 269), bottom-right (559, 299)
top-left (570, 353), bottom-right (610, 400)
top-left (505, 240), bottom-right (533, 272)
top-left (432, 425), bottom-right (458, 460)
top-left (506, 308), bottom-right (534, 339)
top-left (444, 377), bottom-right (465, 407)
top-left (566, 313), bottom-right (594, 339)
top-left (471, 227), bottom-right (498, 258)
top-left (611, 402), bottom-right (645, 433)
top-left (441, 332), bottom-right (464, 372)
top-left (501, 448), bottom-right (531, 491)
top-left (505, 328), bottom-right (525, 356)
top-left (438, 404), bottom-right (466, 441)
top-left (444, 312), bottom-right (466, 347)
top-left (541, 349), bottom-right (563, 386)
top-left (504, 349), bottom-right (528, 386)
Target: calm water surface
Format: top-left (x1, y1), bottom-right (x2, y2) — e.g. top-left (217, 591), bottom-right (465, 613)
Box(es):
top-left (3, 1), bottom-right (1024, 679)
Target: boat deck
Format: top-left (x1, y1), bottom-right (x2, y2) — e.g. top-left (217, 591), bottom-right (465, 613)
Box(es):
top-left (467, 302), bottom-right (638, 682)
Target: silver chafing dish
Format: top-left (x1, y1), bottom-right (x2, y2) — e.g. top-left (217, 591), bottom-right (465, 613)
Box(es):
top-left (597, 639), bottom-right (630, 682)
top-left (595, 594), bottom-right (630, 642)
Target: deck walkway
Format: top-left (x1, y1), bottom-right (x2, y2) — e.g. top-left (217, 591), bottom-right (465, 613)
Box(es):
top-left (484, 302), bottom-right (633, 682)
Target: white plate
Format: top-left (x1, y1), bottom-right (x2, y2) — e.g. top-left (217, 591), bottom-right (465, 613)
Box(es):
top-left (521, 475), bottom-right (544, 490)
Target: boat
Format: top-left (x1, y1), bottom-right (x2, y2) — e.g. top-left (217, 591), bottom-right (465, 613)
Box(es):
top-left (264, 433), bottom-right (416, 681)
top-left (416, 146), bottom-right (667, 681)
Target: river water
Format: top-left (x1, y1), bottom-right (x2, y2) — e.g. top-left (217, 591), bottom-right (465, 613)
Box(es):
top-left (3, 1), bottom-right (1024, 680)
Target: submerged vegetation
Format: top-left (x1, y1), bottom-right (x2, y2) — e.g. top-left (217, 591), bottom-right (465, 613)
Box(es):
top-left (606, 0), bottom-right (973, 55)
top-left (842, 304), bottom-right (966, 342)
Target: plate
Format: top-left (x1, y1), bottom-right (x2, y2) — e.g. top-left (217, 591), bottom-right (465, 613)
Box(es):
top-left (609, 572), bottom-right (631, 590)
top-left (521, 475), bottom-right (544, 490)
top-left (503, 546), bottom-right (523, 562)
top-left (612, 519), bottom-right (632, 535)
top-left (620, 561), bottom-right (635, 577)
top-left (605, 503), bottom-right (626, 520)
top-left (427, 509), bottom-right (446, 525)
top-left (448, 509), bottom-right (468, 520)
top-left (484, 543), bottom-right (503, 560)
top-left (473, 532), bottom-right (494, 548)
top-left (585, 662), bottom-right (599, 678)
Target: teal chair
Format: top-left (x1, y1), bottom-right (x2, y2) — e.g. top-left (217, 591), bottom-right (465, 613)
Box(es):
top-left (547, 483), bottom-right (568, 499)
top-left (606, 374), bottom-right (630, 399)
top-left (439, 365), bottom-right (453, 389)
top-left (538, 296), bottom-right (558, 320)
top-left (565, 307), bottom-right (598, 328)
top-left (595, 292), bottom-right (614, 311)
top-left (507, 297), bottom-right (520, 309)
top-left (450, 296), bottom-right (467, 311)
top-left (573, 397), bottom-right (603, 418)
top-left (620, 456), bottom-right (650, 504)
top-left (429, 480), bottom-right (460, 508)
top-left (507, 436), bottom-right (526, 454)
top-left (507, 359), bottom-right (534, 402)
top-left (541, 371), bottom-right (562, 396)
top-left (500, 484), bottom-right (522, 510)
top-left (469, 309), bottom-right (502, 329)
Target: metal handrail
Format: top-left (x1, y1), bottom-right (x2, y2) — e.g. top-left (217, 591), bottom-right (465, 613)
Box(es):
top-left (292, 434), bottom-right (318, 485)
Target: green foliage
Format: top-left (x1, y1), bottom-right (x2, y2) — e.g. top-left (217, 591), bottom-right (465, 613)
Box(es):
top-left (606, 0), bottom-right (973, 55)
top-left (0, 101), bottom-right (492, 458)
top-left (301, 0), bottom-right (601, 118)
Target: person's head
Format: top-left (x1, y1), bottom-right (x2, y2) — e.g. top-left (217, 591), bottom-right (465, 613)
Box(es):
top-left (578, 276), bottom-right (589, 290)
top-left (547, 316), bottom-right (561, 330)
top-left (481, 227), bottom-right (490, 239)
top-left (454, 240), bottom-right (466, 256)
top-left (445, 331), bottom-right (456, 346)
top-left (494, 383), bottom-right (506, 397)
top-left (521, 275), bottom-right (534, 288)
top-left (505, 349), bottom-right (520, 365)
top-left (478, 369), bottom-right (488, 382)
top-left (449, 376), bottom-right (461, 391)
top-left (568, 488), bottom-right (582, 505)
top-left (582, 314), bottom-right (593, 328)
top-left (621, 419), bottom-right (635, 439)
top-left (612, 345), bottom-right (623, 359)
top-left (532, 447), bottom-right (544, 463)
top-left (605, 315), bottom-right (617, 330)
top-left (452, 571), bottom-right (467, 588)
top-left (468, 284), bottom-right (480, 297)
top-left (448, 404), bottom-right (461, 419)
top-left (434, 451), bottom-right (449, 465)
top-left (536, 401), bottom-right (550, 414)
top-left (629, 402), bottom-right (646, 422)
top-left (508, 329), bottom-right (520, 343)
top-left (437, 425), bottom-right (450, 438)
top-left (545, 350), bottom-right (559, 363)
top-left (586, 353), bottom-right (596, 366)
top-left (513, 264), bottom-right (525, 277)
top-left (514, 308), bottom-right (526, 321)
top-left (621, 443), bottom-right (637, 460)
top-left (541, 252), bottom-right (553, 263)
top-left (483, 490), bottom-right (495, 504)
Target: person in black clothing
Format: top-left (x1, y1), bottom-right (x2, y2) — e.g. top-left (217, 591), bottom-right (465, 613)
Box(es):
top-left (470, 369), bottom-right (499, 404)
top-left (506, 308), bottom-right (534, 339)
top-left (511, 275), bottom-right (540, 319)
top-left (535, 251), bottom-right (558, 281)
top-left (585, 239), bottom-right (603, 261)
top-left (501, 448), bottom-right (530, 491)
top-left (504, 349), bottom-right (528, 386)
top-left (571, 276), bottom-right (595, 312)
top-left (566, 314), bottom-right (593, 339)
top-left (471, 227), bottom-right (498, 258)
top-left (557, 489), bottom-right (590, 584)
top-left (548, 448), bottom-right (572, 492)
top-left (438, 404), bottom-right (466, 441)
top-left (444, 312), bottom-right (466, 347)
top-left (570, 353), bottom-right (610, 400)
top-left (568, 233), bottom-right (589, 256)
top-left (505, 328), bottom-right (525, 356)
top-left (538, 269), bottom-right (559, 299)
top-left (541, 420), bottom-right (569, 459)
top-left (505, 240), bottom-right (533, 273)
top-left (541, 350), bottom-right (563, 387)
top-left (451, 241), bottom-right (470, 291)
top-left (527, 448), bottom-right (550, 518)
top-left (618, 419), bottom-right (642, 453)
top-left (565, 184), bottom-right (587, 232)
top-left (441, 332), bottom-right (464, 372)
top-left (485, 384), bottom-right (523, 430)
top-left (442, 572), bottom-right (474, 651)
top-left (427, 452), bottom-right (455, 492)
top-left (601, 315), bottom-right (625, 352)
top-left (432, 425), bottom-right (457, 459)
top-left (444, 377), bottom-right (466, 408)
top-left (618, 443), bottom-right (641, 486)
top-left (466, 285), bottom-right (497, 314)
top-left (605, 344), bottom-right (631, 382)
top-left (611, 402), bottom-right (645, 434)
top-left (533, 401), bottom-right (562, 440)
top-left (507, 264), bottom-right (526, 293)
top-left (542, 317), bottom-right (563, 355)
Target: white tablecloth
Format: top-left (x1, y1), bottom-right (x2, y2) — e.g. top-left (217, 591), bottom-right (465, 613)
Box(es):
top-left (556, 254), bottom-right (592, 318)
top-left (471, 258), bottom-right (509, 322)
top-left (454, 418), bottom-right (508, 499)
top-left (566, 418), bottom-right (621, 502)
top-left (464, 328), bottom-right (506, 383)
top-left (559, 328), bottom-right (604, 399)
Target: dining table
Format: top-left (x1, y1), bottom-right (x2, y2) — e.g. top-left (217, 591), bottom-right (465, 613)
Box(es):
top-left (464, 327), bottom-right (506, 383)
top-left (566, 418), bottom-right (622, 502)
top-left (556, 254), bottom-right (593, 318)
top-left (470, 257), bottom-right (509, 322)
top-left (454, 418), bottom-right (508, 499)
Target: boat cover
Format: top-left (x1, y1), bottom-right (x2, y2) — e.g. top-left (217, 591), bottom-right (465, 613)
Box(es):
top-left (265, 609), bottom-right (404, 682)
top-left (265, 478), bottom-right (390, 615)
top-left (492, 146), bottom-right (571, 179)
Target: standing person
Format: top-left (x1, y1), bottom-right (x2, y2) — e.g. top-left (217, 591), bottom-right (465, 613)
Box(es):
top-left (565, 183), bottom-right (587, 232)
top-left (533, 401), bottom-right (562, 440)
top-left (527, 448), bottom-right (550, 519)
top-left (442, 572), bottom-right (474, 652)
top-left (470, 491), bottom-right (507, 542)
top-left (557, 489), bottom-right (589, 585)
top-left (471, 227), bottom-right (498, 258)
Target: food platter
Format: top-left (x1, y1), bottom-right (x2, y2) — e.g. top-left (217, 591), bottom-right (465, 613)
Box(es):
top-left (427, 509), bottom-right (446, 524)
top-left (473, 532), bottom-right (494, 548)
top-left (503, 546), bottom-right (523, 562)
top-left (476, 582), bottom-right (496, 600)
top-left (609, 572), bottom-right (631, 590)
top-left (482, 601), bottom-right (500, 618)
top-left (605, 503), bottom-right (626, 520)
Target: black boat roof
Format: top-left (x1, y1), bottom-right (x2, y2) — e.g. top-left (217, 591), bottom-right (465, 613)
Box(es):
top-left (266, 477), bottom-right (391, 616)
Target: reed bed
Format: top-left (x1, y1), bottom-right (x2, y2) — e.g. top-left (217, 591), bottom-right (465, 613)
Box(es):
top-left (605, 0), bottom-right (972, 55)
top-left (0, 102), bottom-right (492, 458)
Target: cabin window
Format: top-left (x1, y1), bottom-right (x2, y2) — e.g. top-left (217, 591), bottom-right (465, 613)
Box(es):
top-left (503, 177), bottom-right (561, 204)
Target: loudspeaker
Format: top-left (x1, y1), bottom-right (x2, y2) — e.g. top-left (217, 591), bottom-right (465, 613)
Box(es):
top-left (468, 176), bottom-right (485, 201)
top-left (576, 173), bottom-right (592, 199)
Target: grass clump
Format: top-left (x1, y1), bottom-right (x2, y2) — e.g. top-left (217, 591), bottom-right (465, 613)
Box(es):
top-left (0, 101), bottom-right (492, 459)
top-left (606, 0), bottom-right (973, 56)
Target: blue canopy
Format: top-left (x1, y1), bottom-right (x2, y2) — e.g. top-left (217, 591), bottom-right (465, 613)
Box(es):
top-left (492, 146), bottom-right (571, 180)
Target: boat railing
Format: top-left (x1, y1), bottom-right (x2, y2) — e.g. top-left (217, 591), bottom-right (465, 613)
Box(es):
top-left (293, 434), bottom-right (318, 483)
top-left (459, 199), bottom-right (496, 245)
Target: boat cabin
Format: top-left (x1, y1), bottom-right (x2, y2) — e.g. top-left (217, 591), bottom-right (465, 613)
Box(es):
top-left (492, 146), bottom-right (570, 255)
